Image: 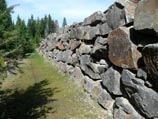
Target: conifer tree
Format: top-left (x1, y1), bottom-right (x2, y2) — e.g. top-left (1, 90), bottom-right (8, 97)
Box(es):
top-left (62, 17), bottom-right (67, 27)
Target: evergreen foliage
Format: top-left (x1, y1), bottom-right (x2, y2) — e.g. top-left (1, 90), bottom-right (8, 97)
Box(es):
top-left (0, 0), bottom-right (60, 81)
top-left (62, 17), bottom-right (67, 27)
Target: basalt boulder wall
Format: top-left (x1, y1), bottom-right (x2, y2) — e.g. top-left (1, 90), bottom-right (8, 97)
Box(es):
top-left (122, 69), bottom-right (158, 118)
top-left (83, 11), bottom-right (103, 26)
top-left (142, 43), bottom-right (158, 87)
top-left (108, 27), bottom-right (142, 70)
top-left (134, 0), bottom-right (158, 35)
top-left (117, 0), bottom-right (140, 24)
top-left (114, 97), bottom-right (145, 119)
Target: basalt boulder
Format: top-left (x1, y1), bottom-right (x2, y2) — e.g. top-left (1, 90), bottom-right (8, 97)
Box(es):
top-left (134, 0), bottom-right (158, 35)
top-left (108, 27), bottom-right (141, 69)
top-left (83, 11), bottom-right (103, 26)
top-left (122, 69), bottom-right (158, 118)
top-left (142, 43), bottom-right (158, 87)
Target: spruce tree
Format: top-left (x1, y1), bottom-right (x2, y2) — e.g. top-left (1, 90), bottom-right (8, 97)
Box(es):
top-left (62, 17), bottom-right (67, 27)
top-left (54, 20), bottom-right (59, 32)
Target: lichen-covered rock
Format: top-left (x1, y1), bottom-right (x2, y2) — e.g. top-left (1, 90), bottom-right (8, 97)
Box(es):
top-left (142, 43), bottom-right (158, 87)
top-left (108, 27), bottom-right (141, 69)
top-left (101, 67), bottom-right (122, 96)
top-left (83, 11), bottom-right (103, 26)
top-left (122, 69), bottom-right (158, 118)
top-left (114, 97), bottom-right (145, 119)
top-left (134, 0), bottom-right (158, 35)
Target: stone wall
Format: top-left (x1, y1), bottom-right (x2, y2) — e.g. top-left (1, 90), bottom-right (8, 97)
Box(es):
top-left (38, 0), bottom-right (158, 119)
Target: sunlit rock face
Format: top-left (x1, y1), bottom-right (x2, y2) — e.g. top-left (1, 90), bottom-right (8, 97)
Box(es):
top-left (134, 0), bottom-right (158, 36)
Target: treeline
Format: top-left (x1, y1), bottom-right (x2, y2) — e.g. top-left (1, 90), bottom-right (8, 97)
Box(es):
top-left (0, 0), bottom-right (67, 80)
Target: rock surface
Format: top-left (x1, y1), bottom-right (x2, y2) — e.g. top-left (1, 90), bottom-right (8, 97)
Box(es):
top-left (108, 27), bottom-right (141, 69)
top-left (142, 43), bottom-right (158, 87)
top-left (134, 0), bottom-right (158, 35)
top-left (122, 69), bottom-right (158, 118)
top-left (114, 97), bottom-right (144, 119)
top-left (101, 67), bottom-right (122, 96)
top-left (83, 11), bottom-right (103, 26)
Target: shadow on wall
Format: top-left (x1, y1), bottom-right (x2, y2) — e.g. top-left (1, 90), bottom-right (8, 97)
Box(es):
top-left (0, 80), bottom-right (58, 119)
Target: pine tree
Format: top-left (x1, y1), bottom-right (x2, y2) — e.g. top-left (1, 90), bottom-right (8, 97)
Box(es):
top-left (27, 15), bottom-right (36, 38)
top-left (0, 0), bottom-right (16, 80)
top-left (54, 20), bottom-right (59, 32)
top-left (62, 17), bottom-right (67, 27)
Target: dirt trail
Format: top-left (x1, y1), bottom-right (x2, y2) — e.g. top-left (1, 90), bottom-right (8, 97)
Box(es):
top-left (1, 53), bottom-right (111, 119)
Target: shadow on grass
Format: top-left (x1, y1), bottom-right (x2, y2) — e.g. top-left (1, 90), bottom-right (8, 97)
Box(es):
top-left (0, 80), bottom-right (58, 119)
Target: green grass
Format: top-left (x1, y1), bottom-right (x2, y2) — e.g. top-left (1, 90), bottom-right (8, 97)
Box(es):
top-left (0, 52), bottom-right (111, 119)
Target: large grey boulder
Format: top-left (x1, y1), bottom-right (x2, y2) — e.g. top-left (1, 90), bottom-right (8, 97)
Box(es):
top-left (106, 2), bottom-right (126, 30)
top-left (69, 26), bottom-right (99, 40)
top-left (134, 0), bottom-right (158, 35)
top-left (101, 67), bottom-right (122, 96)
top-left (94, 37), bottom-right (107, 46)
top-left (136, 68), bottom-right (147, 81)
top-left (122, 69), bottom-right (158, 118)
top-left (142, 43), bottom-right (158, 87)
top-left (84, 76), bottom-right (102, 100)
top-left (108, 27), bottom-right (142, 70)
top-left (83, 11), bottom-right (103, 26)
top-left (79, 43), bottom-right (92, 55)
top-left (70, 54), bottom-right (79, 66)
top-left (62, 50), bottom-right (73, 63)
top-left (84, 26), bottom-right (99, 40)
top-left (73, 66), bottom-right (84, 79)
top-left (91, 37), bottom-right (108, 59)
top-left (56, 41), bottom-right (65, 50)
top-left (69, 27), bottom-right (85, 40)
top-left (86, 62), bottom-right (106, 74)
top-left (79, 55), bottom-right (91, 71)
top-left (97, 88), bottom-right (114, 111)
top-left (69, 39), bottom-right (81, 51)
top-left (84, 65), bottom-right (101, 80)
top-left (117, 0), bottom-right (140, 23)
top-left (98, 23), bottom-right (112, 36)
top-left (114, 97), bottom-right (145, 119)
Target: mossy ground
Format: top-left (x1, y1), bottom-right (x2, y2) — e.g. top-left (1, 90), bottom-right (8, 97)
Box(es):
top-left (1, 52), bottom-right (111, 119)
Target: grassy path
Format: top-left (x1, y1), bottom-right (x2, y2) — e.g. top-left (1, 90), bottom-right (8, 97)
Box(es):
top-left (1, 53), bottom-right (111, 119)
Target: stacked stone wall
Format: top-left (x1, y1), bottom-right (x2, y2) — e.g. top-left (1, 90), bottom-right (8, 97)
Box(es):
top-left (38, 0), bottom-right (158, 118)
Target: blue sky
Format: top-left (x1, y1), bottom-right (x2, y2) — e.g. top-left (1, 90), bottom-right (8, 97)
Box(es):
top-left (6, 0), bottom-right (115, 26)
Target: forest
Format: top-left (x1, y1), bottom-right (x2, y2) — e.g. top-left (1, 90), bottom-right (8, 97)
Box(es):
top-left (0, 0), bottom-right (67, 81)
